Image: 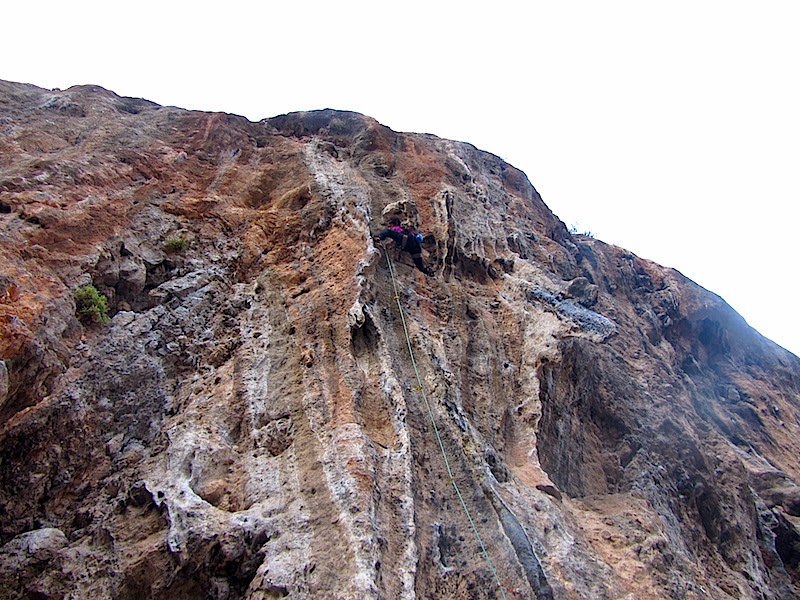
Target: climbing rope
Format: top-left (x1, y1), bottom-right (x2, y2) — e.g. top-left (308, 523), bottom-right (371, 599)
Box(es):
top-left (381, 244), bottom-right (509, 600)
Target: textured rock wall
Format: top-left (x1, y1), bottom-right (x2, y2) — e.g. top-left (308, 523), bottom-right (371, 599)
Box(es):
top-left (1, 80), bottom-right (799, 599)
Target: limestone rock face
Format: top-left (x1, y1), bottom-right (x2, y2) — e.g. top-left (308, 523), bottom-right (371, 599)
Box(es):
top-left (1, 79), bottom-right (799, 599)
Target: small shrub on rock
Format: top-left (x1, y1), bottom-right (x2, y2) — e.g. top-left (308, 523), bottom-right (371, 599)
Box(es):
top-left (75, 285), bottom-right (109, 324)
top-left (164, 236), bottom-right (188, 253)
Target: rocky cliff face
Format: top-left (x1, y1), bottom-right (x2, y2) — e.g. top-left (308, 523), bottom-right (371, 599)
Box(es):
top-left (1, 79), bottom-right (799, 599)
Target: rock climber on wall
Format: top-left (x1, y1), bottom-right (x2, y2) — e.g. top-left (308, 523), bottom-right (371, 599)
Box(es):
top-left (374, 218), bottom-right (434, 276)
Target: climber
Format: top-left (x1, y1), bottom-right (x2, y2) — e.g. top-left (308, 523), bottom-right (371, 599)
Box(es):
top-left (374, 218), bottom-right (434, 276)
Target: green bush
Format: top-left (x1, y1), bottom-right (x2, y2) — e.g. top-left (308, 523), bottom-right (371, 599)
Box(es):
top-left (164, 236), bottom-right (188, 253)
top-left (568, 224), bottom-right (595, 238)
top-left (75, 285), bottom-right (109, 324)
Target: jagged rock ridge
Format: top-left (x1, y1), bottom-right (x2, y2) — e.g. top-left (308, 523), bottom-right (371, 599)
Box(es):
top-left (1, 79), bottom-right (799, 599)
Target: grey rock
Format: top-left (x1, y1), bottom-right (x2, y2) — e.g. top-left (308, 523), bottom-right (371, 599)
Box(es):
top-left (0, 359), bottom-right (7, 410)
top-left (0, 528), bottom-right (68, 567)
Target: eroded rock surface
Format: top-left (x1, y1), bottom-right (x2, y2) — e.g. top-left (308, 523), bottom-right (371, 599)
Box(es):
top-left (1, 80), bottom-right (799, 599)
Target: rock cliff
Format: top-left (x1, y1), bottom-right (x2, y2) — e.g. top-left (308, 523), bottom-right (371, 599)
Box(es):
top-left (1, 79), bottom-right (799, 599)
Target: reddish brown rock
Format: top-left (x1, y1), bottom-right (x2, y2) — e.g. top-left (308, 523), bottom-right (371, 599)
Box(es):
top-left (1, 80), bottom-right (799, 599)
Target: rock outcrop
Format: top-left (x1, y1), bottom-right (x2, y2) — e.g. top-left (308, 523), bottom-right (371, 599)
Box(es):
top-left (1, 79), bottom-right (799, 599)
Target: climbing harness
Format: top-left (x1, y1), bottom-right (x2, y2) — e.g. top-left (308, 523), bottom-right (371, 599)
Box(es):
top-left (382, 244), bottom-right (509, 600)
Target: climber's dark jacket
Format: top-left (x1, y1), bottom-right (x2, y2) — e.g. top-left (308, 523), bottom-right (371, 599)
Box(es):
top-left (376, 227), bottom-right (433, 276)
top-left (378, 227), bottom-right (422, 254)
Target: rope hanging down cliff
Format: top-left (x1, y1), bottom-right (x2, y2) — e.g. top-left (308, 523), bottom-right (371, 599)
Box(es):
top-left (380, 243), bottom-right (509, 600)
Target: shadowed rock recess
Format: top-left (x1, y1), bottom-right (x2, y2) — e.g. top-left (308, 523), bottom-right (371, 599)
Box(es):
top-left (1, 79), bottom-right (799, 599)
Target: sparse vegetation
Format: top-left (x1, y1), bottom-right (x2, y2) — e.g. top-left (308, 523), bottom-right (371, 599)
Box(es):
top-left (568, 224), bottom-right (596, 238)
top-left (165, 235), bottom-right (188, 253)
top-left (75, 285), bottom-right (109, 324)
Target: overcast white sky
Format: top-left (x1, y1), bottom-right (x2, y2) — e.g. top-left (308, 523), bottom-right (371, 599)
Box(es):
top-left (3, 1), bottom-right (798, 356)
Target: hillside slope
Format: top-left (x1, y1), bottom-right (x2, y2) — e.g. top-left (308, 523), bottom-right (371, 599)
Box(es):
top-left (1, 80), bottom-right (799, 599)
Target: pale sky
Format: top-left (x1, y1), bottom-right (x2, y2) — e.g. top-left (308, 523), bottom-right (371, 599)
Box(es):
top-left (3, 1), bottom-right (798, 356)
